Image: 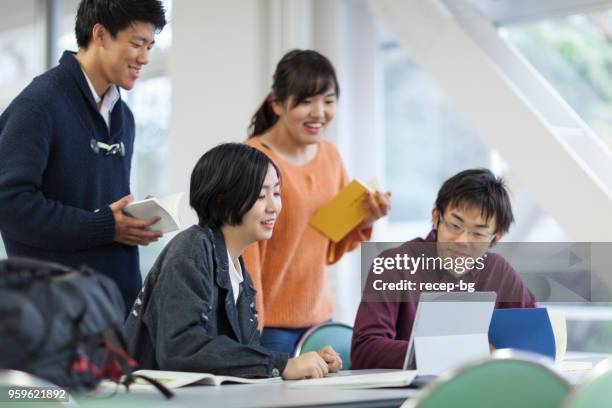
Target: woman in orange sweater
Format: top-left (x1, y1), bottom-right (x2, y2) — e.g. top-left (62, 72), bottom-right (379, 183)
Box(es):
top-left (244, 49), bottom-right (391, 354)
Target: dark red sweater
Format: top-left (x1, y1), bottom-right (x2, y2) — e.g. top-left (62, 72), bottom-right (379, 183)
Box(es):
top-left (351, 230), bottom-right (536, 369)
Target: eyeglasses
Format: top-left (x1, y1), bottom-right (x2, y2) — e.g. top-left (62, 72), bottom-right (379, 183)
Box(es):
top-left (439, 214), bottom-right (496, 243)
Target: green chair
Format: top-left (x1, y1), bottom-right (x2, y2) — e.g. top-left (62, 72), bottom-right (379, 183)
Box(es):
top-left (563, 358), bottom-right (612, 408)
top-left (402, 350), bottom-right (571, 408)
top-left (294, 322), bottom-right (353, 370)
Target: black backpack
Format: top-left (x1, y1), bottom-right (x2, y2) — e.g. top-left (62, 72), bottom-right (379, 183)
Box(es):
top-left (0, 257), bottom-right (172, 397)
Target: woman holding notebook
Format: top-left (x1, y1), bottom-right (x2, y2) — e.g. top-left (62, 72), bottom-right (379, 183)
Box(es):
top-left (244, 50), bottom-right (391, 355)
top-left (125, 143), bottom-right (341, 379)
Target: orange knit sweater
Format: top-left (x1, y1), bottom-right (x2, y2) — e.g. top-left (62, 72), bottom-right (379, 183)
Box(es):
top-left (244, 137), bottom-right (371, 328)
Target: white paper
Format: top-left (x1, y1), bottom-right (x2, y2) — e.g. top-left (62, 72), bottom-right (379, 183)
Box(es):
top-left (288, 370), bottom-right (417, 389)
top-left (548, 308), bottom-right (567, 362)
top-left (547, 308), bottom-right (592, 371)
top-left (123, 192), bottom-right (184, 233)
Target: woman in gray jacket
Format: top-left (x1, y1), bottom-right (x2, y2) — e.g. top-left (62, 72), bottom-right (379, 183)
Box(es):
top-left (125, 143), bottom-right (341, 379)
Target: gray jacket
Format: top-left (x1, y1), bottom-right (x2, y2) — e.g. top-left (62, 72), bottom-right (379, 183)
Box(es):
top-left (124, 225), bottom-right (288, 377)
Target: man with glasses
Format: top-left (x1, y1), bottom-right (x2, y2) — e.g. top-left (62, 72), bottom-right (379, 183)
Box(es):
top-left (350, 169), bottom-right (536, 369)
top-left (0, 0), bottom-right (166, 311)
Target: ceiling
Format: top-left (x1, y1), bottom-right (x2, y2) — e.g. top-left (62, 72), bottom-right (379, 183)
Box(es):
top-left (460, 0), bottom-right (612, 25)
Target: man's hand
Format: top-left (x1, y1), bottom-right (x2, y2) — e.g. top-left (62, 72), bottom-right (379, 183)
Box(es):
top-left (317, 345), bottom-right (343, 373)
top-left (110, 195), bottom-right (162, 246)
top-left (282, 351), bottom-right (329, 380)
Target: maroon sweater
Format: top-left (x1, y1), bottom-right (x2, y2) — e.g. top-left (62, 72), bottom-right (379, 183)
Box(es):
top-left (350, 230), bottom-right (536, 369)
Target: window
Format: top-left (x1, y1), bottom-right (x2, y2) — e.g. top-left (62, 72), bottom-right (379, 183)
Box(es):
top-left (0, 0), bottom-right (43, 89)
top-left (0, 0), bottom-right (44, 259)
top-left (377, 11), bottom-right (612, 352)
top-left (127, 0), bottom-right (173, 275)
top-left (383, 43), bottom-right (492, 225)
top-left (501, 8), bottom-right (612, 352)
top-left (501, 9), bottom-right (612, 149)
top-left (378, 24), bottom-right (569, 244)
top-left (127, 76), bottom-right (172, 272)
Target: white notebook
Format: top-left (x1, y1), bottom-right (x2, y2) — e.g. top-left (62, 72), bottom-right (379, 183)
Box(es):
top-left (123, 192), bottom-right (184, 233)
top-left (132, 370), bottom-right (282, 388)
top-left (288, 370), bottom-right (417, 389)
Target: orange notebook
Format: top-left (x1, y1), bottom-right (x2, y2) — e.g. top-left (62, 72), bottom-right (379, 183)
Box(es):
top-left (309, 179), bottom-right (371, 243)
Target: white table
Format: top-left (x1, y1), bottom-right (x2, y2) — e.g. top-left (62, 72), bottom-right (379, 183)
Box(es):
top-left (80, 381), bottom-right (420, 408)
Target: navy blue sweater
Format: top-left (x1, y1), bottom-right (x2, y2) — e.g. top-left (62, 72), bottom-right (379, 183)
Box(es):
top-left (0, 51), bottom-right (140, 309)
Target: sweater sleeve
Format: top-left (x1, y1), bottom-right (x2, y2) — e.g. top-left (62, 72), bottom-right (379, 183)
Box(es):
top-left (350, 299), bottom-right (408, 369)
top-left (153, 254), bottom-right (287, 377)
top-left (242, 241), bottom-right (266, 330)
top-left (351, 255), bottom-right (410, 369)
top-left (0, 99), bottom-right (116, 251)
top-left (328, 227), bottom-right (372, 264)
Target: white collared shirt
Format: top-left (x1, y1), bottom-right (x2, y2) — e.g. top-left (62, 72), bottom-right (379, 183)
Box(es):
top-left (81, 67), bottom-right (120, 129)
top-left (227, 250), bottom-right (244, 304)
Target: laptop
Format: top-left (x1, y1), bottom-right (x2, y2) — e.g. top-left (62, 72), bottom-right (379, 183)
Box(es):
top-left (403, 291), bottom-right (497, 386)
top-left (292, 291), bottom-right (497, 388)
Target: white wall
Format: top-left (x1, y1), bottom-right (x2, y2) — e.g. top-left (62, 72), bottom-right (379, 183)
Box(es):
top-left (312, 0), bottom-right (382, 325)
top-left (169, 0), bottom-right (270, 203)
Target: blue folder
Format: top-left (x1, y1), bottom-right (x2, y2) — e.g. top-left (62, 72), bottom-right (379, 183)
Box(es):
top-left (487, 308), bottom-right (556, 360)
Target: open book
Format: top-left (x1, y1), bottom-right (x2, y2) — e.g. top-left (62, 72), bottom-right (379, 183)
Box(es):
top-left (123, 192), bottom-right (184, 234)
top-left (309, 179), bottom-right (372, 243)
top-left (131, 370), bottom-right (282, 388)
top-left (288, 370), bottom-right (417, 389)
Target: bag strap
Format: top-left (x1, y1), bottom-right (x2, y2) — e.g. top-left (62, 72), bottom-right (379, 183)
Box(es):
top-left (124, 374), bottom-right (174, 399)
top-left (101, 329), bottom-right (174, 400)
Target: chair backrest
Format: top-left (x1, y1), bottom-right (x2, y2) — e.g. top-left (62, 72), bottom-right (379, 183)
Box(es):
top-left (294, 323), bottom-right (353, 370)
top-left (563, 358), bottom-right (612, 408)
top-left (403, 353), bottom-right (570, 408)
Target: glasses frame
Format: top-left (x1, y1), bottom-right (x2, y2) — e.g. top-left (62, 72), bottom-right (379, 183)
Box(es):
top-left (438, 214), bottom-right (496, 243)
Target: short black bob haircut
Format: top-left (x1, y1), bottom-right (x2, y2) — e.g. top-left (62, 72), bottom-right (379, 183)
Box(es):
top-left (190, 143), bottom-right (280, 229)
top-left (435, 168), bottom-right (514, 235)
top-left (75, 0), bottom-right (167, 48)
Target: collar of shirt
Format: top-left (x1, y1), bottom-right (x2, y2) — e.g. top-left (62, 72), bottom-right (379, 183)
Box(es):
top-left (80, 67), bottom-right (120, 128)
top-left (227, 250), bottom-right (244, 304)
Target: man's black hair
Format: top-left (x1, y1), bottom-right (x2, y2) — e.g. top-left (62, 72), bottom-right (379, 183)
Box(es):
top-left (190, 143), bottom-right (280, 228)
top-left (75, 0), bottom-right (167, 48)
top-left (435, 168), bottom-right (514, 234)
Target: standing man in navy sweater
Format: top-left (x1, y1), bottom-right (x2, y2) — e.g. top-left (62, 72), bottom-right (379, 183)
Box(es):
top-left (0, 0), bottom-right (167, 311)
